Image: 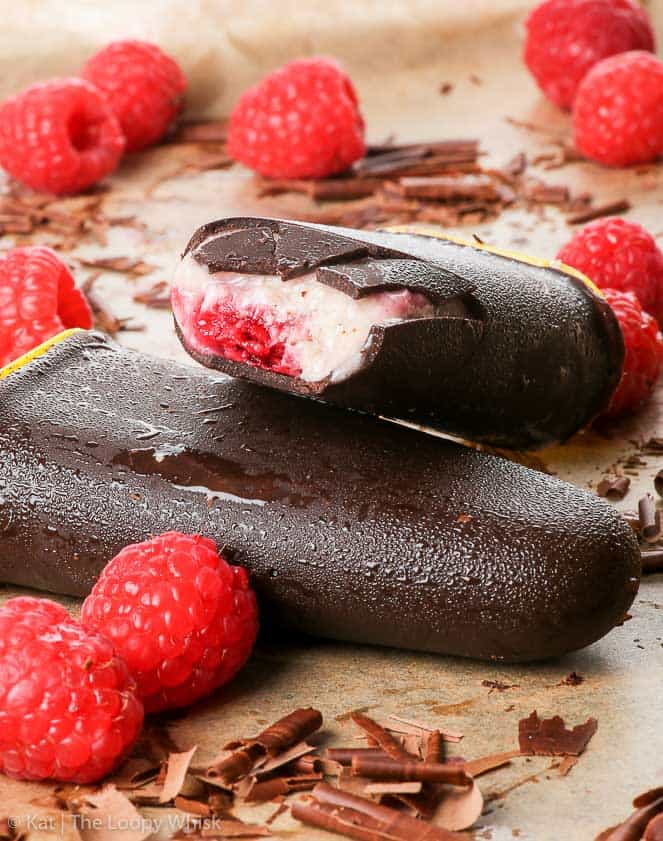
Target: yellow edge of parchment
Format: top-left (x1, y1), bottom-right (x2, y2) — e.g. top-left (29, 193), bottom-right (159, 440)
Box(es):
top-left (0, 328), bottom-right (82, 381)
top-left (385, 224), bottom-right (604, 299)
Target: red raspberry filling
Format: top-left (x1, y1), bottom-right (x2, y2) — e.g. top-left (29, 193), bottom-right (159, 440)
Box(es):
top-left (196, 300), bottom-right (304, 377)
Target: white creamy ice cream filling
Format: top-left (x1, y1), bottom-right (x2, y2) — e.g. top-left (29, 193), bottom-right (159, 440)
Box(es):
top-left (173, 254), bottom-right (436, 383)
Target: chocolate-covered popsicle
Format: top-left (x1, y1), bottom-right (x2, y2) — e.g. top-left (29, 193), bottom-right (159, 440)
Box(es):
top-left (0, 331), bottom-right (639, 662)
top-left (172, 217), bottom-right (623, 450)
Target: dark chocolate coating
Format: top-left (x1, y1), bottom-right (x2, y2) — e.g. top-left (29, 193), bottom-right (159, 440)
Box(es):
top-left (179, 217), bottom-right (623, 450)
top-left (0, 332), bottom-right (639, 662)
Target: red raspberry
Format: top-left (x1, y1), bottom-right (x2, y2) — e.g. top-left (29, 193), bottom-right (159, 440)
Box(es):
top-left (0, 596), bottom-right (143, 783)
top-left (602, 288), bottom-right (663, 416)
top-left (81, 532), bottom-right (259, 713)
top-left (524, 0), bottom-right (655, 110)
top-left (0, 246), bottom-right (93, 368)
top-left (557, 217), bottom-right (663, 328)
top-left (0, 78), bottom-right (124, 195)
top-left (573, 50), bottom-right (663, 166)
top-left (227, 57), bottom-right (365, 179)
top-left (82, 40), bottom-right (187, 152)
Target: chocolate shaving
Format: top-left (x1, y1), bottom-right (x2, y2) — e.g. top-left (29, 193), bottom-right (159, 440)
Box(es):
top-left (327, 748), bottom-right (390, 767)
top-left (355, 140), bottom-right (480, 176)
top-left (560, 671), bottom-right (585, 686)
top-left (430, 781), bottom-right (484, 833)
top-left (209, 708), bottom-right (322, 784)
top-left (645, 814), bottom-right (663, 840)
top-left (424, 731), bottom-right (445, 764)
top-left (596, 793), bottom-right (663, 841)
top-left (387, 715), bottom-right (463, 744)
top-left (255, 742), bottom-right (316, 777)
top-left (654, 470), bottom-right (663, 499)
top-left (518, 711), bottom-right (597, 756)
top-left (557, 755), bottom-right (578, 776)
top-left (598, 476), bottom-right (631, 501)
top-left (639, 494), bottom-right (662, 542)
top-left (133, 280), bottom-right (172, 309)
top-left (159, 746), bottom-right (198, 803)
top-left (286, 754), bottom-right (323, 775)
top-left (351, 756), bottom-right (471, 787)
top-left (365, 782), bottom-right (423, 795)
top-left (174, 795), bottom-right (212, 816)
top-left (642, 548), bottom-right (663, 573)
top-left (523, 179), bottom-right (569, 205)
top-left (396, 175), bottom-right (500, 202)
top-left (567, 199), bottom-right (631, 225)
top-left (82, 273), bottom-right (144, 336)
top-left (481, 679), bottom-right (519, 693)
top-left (291, 782), bottom-right (465, 841)
top-left (251, 707), bottom-right (323, 754)
top-left (242, 773), bottom-right (323, 802)
top-left (464, 749), bottom-right (521, 777)
top-left (350, 712), bottom-right (416, 760)
top-left (77, 785), bottom-right (152, 841)
top-left (504, 152), bottom-right (527, 177)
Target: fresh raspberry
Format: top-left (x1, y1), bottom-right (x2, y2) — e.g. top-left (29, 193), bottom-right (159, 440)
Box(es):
top-left (0, 596), bottom-right (143, 783)
top-left (81, 532), bottom-right (259, 713)
top-left (0, 246), bottom-right (93, 368)
top-left (573, 51), bottom-right (663, 166)
top-left (227, 57), bottom-right (365, 179)
top-left (557, 217), bottom-right (663, 328)
top-left (524, 0), bottom-right (655, 110)
top-left (82, 40), bottom-right (187, 152)
top-left (0, 78), bottom-right (124, 195)
top-left (601, 288), bottom-right (663, 417)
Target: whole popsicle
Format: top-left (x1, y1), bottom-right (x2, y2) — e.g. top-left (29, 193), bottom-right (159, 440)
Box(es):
top-left (172, 217), bottom-right (623, 450)
top-left (0, 331), bottom-right (639, 662)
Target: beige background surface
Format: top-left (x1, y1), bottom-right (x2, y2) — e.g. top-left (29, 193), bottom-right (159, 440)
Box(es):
top-left (0, 2), bottom-right (662, 840)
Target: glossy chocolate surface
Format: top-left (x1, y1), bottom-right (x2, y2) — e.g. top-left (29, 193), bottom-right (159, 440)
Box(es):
top-left (178, 217), bottom-right (624, 450)
top-left (0, 332), bottom-right (639, 662)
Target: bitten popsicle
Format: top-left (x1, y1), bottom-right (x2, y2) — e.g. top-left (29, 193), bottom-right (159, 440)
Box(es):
top-left (172, 217), bottom-right (624, 450)
top-left (0, 330), bottom-right (639, 662)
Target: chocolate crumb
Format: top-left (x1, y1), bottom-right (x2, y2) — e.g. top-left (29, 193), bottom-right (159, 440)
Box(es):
top-left (481, 679), bottom-right (519, 693)
top-left (559, 672), bottom-right (584, 687)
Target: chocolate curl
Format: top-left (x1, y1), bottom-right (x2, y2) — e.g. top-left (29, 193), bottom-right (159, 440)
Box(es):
top-left (208, 708), bottom-right (323, 783)
top-left (352, 756), bottom-right (471, 788)
top-left (600, 793), bottom-right (663, 841)
top-left (642, 548), bottom-right (663, 573)
top-left (425, 731), bottom-right (445, 764)
top-left (327, 748), bottom-right (391, 767)
top-left (253, 708), bottom-right (323, 755)
top-left (639, 494), bottom-right (662, 542)
top-left (207, 742), bottom-right (265, 784)
top-left (286, 754), bottom-right (323, 775)
top-left (350, 712), bottom-right (415, 760)
top-left (291, 782), bottom-right (465, 841)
